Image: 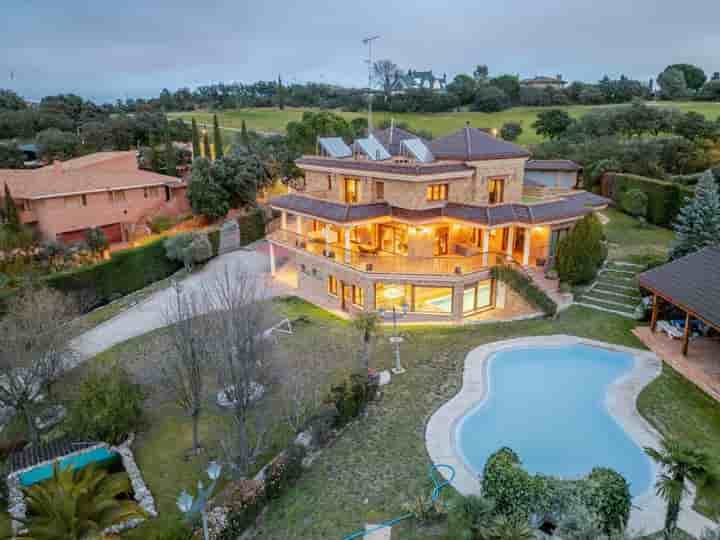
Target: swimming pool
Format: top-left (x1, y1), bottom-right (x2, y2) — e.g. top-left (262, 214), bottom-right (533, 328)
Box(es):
top-left (19, 447), bottom-right (119, 487)
top-left (455, 343), bottom-right (653, 496)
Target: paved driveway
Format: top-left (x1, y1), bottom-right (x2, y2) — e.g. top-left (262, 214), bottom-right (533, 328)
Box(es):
top-left (70, 248), bottom-right (286, 364)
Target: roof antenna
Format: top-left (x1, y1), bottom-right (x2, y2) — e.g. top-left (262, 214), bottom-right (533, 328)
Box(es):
top-left (362, 35), bottom-right (380, 133)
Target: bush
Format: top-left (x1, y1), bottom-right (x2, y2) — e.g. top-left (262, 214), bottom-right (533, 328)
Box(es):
top-left (620, 188), bottom-right (648, 219)
top-left (603, 172), bottom-right (693, 226)
top-left (238, 209), bottom-right (267, 246)
top-left (482, 447), bottom-right (535, 520)
top-left (264, 444), bottom-right (306, 500)
top-left (84, 227), bottom-right (108, 254)
top-left (329, 373), bottom-right (378, 427)
top-left (500, 122), bottom-right (523, 141)
top-left (46, 238), bottom-right (182, 308)
top-left (0, 224), bottom-right (35, 251)
top-left (490, 265), bottom-right (557, 316)
top-left (163, 233), bottom-right (194, 265)
top-left (150, 215), bottom-right (174, 234)
top-left (555, 214), bottom-right (606, 285)
top-left (66, 365), bottom-right (145, 444)
top-left (582, 467), bottom-right (631, 534)
top-left (208, 229), bottom-right (221, 255)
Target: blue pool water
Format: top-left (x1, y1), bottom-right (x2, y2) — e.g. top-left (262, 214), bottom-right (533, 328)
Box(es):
top-left (19, 447), bottom-right (118, 487)
top-left (456, 344), bottom-right (652, 496)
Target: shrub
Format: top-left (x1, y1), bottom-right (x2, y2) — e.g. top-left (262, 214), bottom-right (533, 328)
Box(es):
top-left (46, 239), bottom-right (182, 308)
top-left (0, 224), bottom-right (35, 251)
top-left (620, 188), bottom-right (648, 220)
top-left (163, 233), bottom-right (194, 266)
top-left (150, 215), bottom-right (174, 234)
top-left (555, 214), bottom-right (606, 285)
top-left (264, 444), bottom-right (306, 500)
top-left (215, 480), bottom-right (264, 540)
top-left (238, 209), bottom-right (267, 246)
top-left (581, 467), bottom-right (631, 534)
top-left (66, 365), bottom-right (145, 444)
top-left (500, 122), bottom-right (523, 141)
top-left (208, 229), bottom-right (221, 255)
top-left (490, 265), bottom-right (557, 316)
top-left (482, 447), bottom-right (535, 520)
top-left (84, 227), bottom-right (108, 254)
top-left (188, 233), bottom-right (213, 264)
top-left (329, 372), bottom-right (378, 427)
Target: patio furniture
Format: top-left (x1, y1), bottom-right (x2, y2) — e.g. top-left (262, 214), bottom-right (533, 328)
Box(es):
top-left (455, 243), bottom-right (481, 257)
top-left (657, 320), bottom-right (683, 339)
top-left (358, 244), bottom-right (379, 255)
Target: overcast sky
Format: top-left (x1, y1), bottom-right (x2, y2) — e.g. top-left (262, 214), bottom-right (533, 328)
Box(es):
top-left (3, 0), bottom-right (719, 103)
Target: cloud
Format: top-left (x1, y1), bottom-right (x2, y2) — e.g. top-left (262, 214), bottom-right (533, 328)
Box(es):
top-left (1, 0), bottom-right (718, 102)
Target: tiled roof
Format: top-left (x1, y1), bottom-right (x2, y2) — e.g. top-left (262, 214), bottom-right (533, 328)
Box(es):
top-left (295, 157), bottom-right (471, 176)
top-left (639, 246), bottom-right (720, 329)
top-left (270, 191), bottom-right (609, 226)
top-left (8, 437), bottom-right (98, 473)
top-left (429, 126), bottom-right (530, 161)
top-left (371, 127), bottom-right (429, 156)
top-left (0, 151), bottom-right (185, 199)
top-left (525, 159), bottom-right (582, 172)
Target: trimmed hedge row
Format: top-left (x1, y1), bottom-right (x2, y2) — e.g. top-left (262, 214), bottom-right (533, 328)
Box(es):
top-left (602, 173), bottom-right (693, 226)
top-left (491, 265), bottom-right (558, 316)
top-left (45, 239), bottom-right (183, 307)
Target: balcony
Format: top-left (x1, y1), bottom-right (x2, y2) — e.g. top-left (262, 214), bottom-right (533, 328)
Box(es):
top-left (268, 229), bottom-right (514, 277)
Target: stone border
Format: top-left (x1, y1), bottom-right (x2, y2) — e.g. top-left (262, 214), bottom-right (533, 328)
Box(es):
top-left (425, 335), bottom-right (716, 537)
top-left (7, 434), bottom-right (156, 537)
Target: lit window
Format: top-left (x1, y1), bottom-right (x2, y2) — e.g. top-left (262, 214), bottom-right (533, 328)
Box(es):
top-left (352, 285), bottom-right (364, 307)
top-left (375, 181), bottom-right (385, 200)
top-left (426, 184), bottom-right (448, 201)
top-left (328, 275), bottom-right (338, 296)
top-left (488, 178), bottom-right (505, 204)
top-left (344, 178), bottom-right (359, 203)
top-left (327, 175), bottom-right (333, 190)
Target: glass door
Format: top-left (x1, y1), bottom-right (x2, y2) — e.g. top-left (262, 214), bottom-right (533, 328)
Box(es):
top-left (435, 227), bottom-right (449, 255)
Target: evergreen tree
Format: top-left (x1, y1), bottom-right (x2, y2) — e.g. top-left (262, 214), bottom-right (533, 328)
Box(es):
top-left (191, 118), bottom-right (201, 158)
top-left (3, 183), bottom-right (21, 230)
top-left (240, 120), bottom-right (250, 147)
top-left (212, 114), bottom-right (224, 159)
top-left (164, 131), bottom-right (177, 177)
top-left (556, 213), bottom-right (606, 284)
top-left (203, 130), bottom-right (212, 160)
top-left (670, 170), bottom-right (720, 259)
top-left (277, 74), bottom-right (285, 110)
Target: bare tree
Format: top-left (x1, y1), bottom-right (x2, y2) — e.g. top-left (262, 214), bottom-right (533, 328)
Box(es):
top-left (205, 268), bottom-right (273, 477)
top-left (373, 59), bottom-right (399, 99)
top-left (0, 286), bottom-right (76, 444)
top-left (352, 312), bottom-right (381, 372)
top-left (161, 282), bottom-right (214, 455)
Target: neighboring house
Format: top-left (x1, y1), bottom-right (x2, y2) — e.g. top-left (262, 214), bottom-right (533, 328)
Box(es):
top-left (0, 151), bottom-right (190, 245)
top-left (267, 125), bottom-right (608, 322)
top-left (524, 160), bottom-right (582, 189)
top-left (520, 75), bottom-right (567, 89)
top-left (390, 69), bottom-right (447, 93)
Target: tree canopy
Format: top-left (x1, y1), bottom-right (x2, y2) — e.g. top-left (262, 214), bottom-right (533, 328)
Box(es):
top-left (670, 170), bottom-right (720, 259)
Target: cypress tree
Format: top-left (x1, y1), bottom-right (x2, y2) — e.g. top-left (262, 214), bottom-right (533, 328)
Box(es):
top-left (165, 132), bottom-right (177, 177)
top-left (191, 118), bottom-right (201, 158)
top-left (277, 74), bottom-right (285, 110)
top-left (203, 131), bottom-right (212, 160)
top-left (240, 120), bottom-right (250, 148)
top-left (3, 183), bottom-right (21, 231)
top-left (213, 114), bottom-right (224, 159)
top-left (670, 170), bottom-right (720, 259)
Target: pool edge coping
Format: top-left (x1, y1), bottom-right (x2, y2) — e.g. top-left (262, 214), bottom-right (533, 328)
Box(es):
top-left (424, 334), bottom-right (717, 536)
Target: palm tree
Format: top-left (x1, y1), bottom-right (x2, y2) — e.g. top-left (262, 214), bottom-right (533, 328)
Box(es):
top-left (644, 437), bottom-right (713, 540)
top-left (351, 312), bottom-right (381, 371)
top-left (16, 461), bottom-right (146, 540)
top-left (482, 515), bottom-right (535, 540)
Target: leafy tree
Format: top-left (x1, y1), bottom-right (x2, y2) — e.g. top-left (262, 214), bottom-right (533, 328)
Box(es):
top-left (490, 74), bottom-right (521, 103)
top-left (556, 213), bottom-right (605, 284)
top-left (667, 63), bottom-right (707, 91)
top-left (0, 89), bottom-right (27, 111)
top-left (286, 111), bottom-right (354, 155)
top-left (674, 111), bottom-right (717, 141)
top-left (447, 74), bottom-right (477, 105)
top-left (84, 227), bottom-right (108, 254)
top-left (472, 85), bottom-right (510, 112)
top-left (700, 80), bottom-right (720, 101)
top-left (191, 117), bottom-right (201, 157)
top-left (645, 438), bottom-right (713, 540)
top-left (532, 109), bottom-right (574, 139)
top-left (165, 132), bottom-right (178, 176)
top-left (473, 64), bottom-right (489, 82)
top-left (36, 128), bottom-right (80, 160)
top-left (3, 183), bottom-right (21, 230)
top-left (373, 59), bottom-right (400, 99)
top-left (658, 67), bottom-right (688, 100)
top-left (670, 170), bottom-right (720, 259)
top-left (0, 143), bottom-right (25, 168)
top-left (213, 114), bottom-right (224, 159)
top-left (500, 122), bottom-right (523, 141)
top-left (66, 365), bottom-right (145, 444)
top-left (17, 462), bottom-right (146, 540)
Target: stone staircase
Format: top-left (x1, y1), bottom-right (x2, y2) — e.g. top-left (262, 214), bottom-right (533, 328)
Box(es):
top-left (575, 261), bottom-right (644, 318)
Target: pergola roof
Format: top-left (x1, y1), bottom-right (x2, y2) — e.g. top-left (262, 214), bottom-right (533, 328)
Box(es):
top-left (8, 437), bottom-right (98, 473)
top-left (639, 246), bottom-right (720, 330)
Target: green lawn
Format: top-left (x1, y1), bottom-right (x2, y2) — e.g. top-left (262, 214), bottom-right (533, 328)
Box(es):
top-left (169, 101), bottom-right (720, 145)
top-left (601, 208), bottom-right (675, 264)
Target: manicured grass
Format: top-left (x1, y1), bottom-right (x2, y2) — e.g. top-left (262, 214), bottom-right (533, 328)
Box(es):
top-left (256, 305), bottom-right (645, 539)
top-left (601, 208), bottom-right (675, 264)
top-left (169, 101), bottom-right (720, 146)
top-left (638, 364), bottom-right (720, 520)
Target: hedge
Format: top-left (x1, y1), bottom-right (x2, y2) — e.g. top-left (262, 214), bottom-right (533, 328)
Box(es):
top-left (491, 265), bottom-right (558, 316)
top-left (45, 238), bottom-right (182, 307)
top-left (238, 208), bottom-right (267, 246)
top-left (602, 173), bottom-right (693, 226)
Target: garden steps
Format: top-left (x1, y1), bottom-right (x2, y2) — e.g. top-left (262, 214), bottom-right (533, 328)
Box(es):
top-left (581, 291), bottom-right (639, 307)
top-left (593, 284), bottom-right (641, 298)
top-left (575, 301), bottom-right (636, 318)
top-left (573, 260), bottom-right (643, 317)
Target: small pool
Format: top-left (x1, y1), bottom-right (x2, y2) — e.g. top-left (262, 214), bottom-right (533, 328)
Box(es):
top-left (19, 447), bottom-right (119, 487)
top-left (456, 344), bottom-right (653, 496)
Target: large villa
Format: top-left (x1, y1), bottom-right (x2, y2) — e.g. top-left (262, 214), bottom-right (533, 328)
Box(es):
top-left (267, 125), bottom-right (608, 322)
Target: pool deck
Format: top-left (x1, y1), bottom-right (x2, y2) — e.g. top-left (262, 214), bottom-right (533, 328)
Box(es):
top-left (425, 335), bottom-right (717, 537)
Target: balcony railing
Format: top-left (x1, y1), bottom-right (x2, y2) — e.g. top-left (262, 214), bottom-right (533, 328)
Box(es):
top-left (268, 229), bottom-right (515, 276)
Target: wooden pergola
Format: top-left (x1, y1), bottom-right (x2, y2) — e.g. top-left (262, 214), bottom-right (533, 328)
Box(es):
top-left (639, 246), bottom-right (720, 356)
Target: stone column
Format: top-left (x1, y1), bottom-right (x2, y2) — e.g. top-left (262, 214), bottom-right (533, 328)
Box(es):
top-left (495, 281), bottom-right (507, 309)
top-left (482, 229), bottom-right (490, 266)
top-left (269, 242), bottom-right (276, 276)
top-left (281, 210), bottom-right (287, 231)
top-left (296, 214), bottom-right (303, 235)
top-left (522, 228), bottom-right (531, 266)
top-left (453, 282), bottom-right (465, 322)
top-left (506, 227), bottom-right (515, 258)
top-left (365, 281), bottom-right (376, 311)
top-left (344, 227), bottom-right (352, 263)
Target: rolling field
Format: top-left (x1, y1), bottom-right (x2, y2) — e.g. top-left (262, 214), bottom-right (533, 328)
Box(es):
top-left (169, 101), bottom-right (720, 145)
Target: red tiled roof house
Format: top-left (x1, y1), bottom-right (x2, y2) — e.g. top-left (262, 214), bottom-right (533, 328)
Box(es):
top-left (1, 151), bottom-right (190, 244)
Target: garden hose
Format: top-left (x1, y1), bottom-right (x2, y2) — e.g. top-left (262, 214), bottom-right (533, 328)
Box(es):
top-left (341, 463), bottom-right (455, 540)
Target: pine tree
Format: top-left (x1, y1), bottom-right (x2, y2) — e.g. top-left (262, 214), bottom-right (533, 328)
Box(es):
top-left (277, 74), bottom-right (285, 110)
top-left (213, 114), bottom-right (224, 159)
top-left (670, 170), bottom-right (720, 259)
top-left (3, 183), bottom-right (21, 231)
top-left (191, 118), bottom-right (201, 158)
top-left (203, 131), bottom-right (212, 160)
top-left (164, 131), bottom-right (177, 177)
